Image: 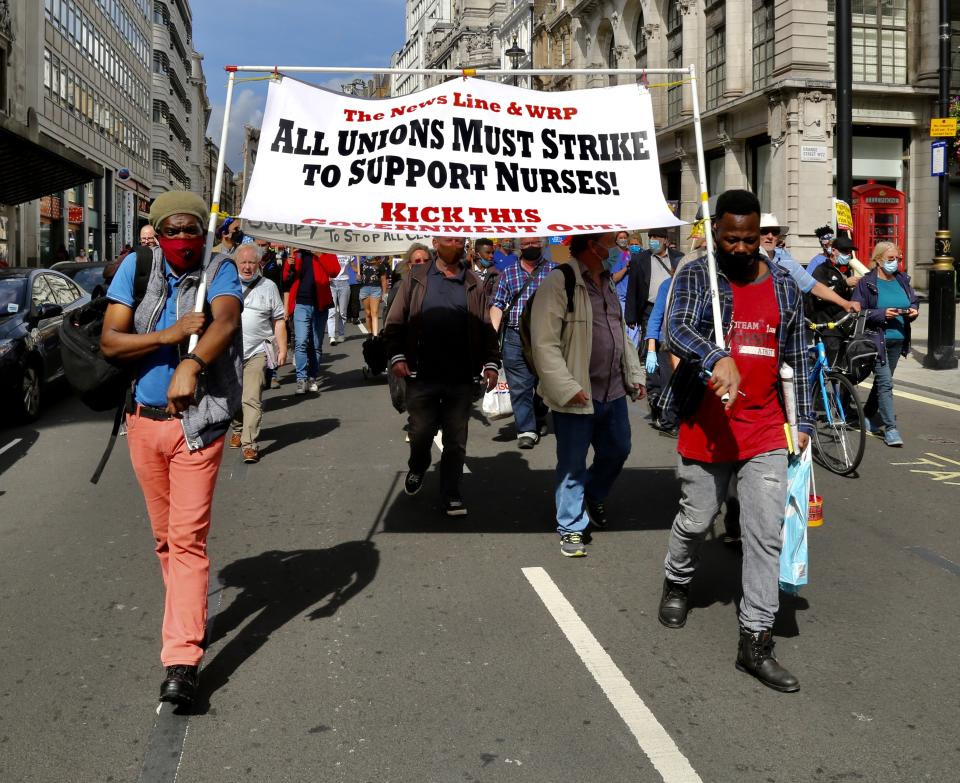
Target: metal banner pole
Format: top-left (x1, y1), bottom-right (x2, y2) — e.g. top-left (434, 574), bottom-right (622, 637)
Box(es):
top-left (189, 69), bottom-right (237, 352)
top-left (687, 65), bottom-right (724, 354)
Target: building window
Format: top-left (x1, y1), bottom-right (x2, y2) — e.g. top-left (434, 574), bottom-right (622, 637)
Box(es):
top-left (635, 10), bottom-right (647, 70)
top-left (705, 24), bottom-right (725, 108)
top-left (752, 0), bottom-right (775, 88)
top-left (667, 0), bottom-right (683, 122)
top-left (827, 0), bottom-right (907, 84)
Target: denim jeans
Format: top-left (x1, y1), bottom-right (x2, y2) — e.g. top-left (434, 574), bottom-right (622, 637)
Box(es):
top-left (327, 280), bottom-right (351, 339)
top-left (864, 338), bottom-right (903, 430)
top-left (664, 449), bottom-right (788, 631)
top-left (293, 303), bottom-right (326, 381)
top-left (552, 396), bottom-right (632, 534)
top-left (502, 328), bottom-right (547, 435)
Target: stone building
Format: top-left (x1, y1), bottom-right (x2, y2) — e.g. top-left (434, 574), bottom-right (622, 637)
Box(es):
top-left (531, 0), bottom-right (955, 284)
top-left (395, 0), bottom-right (454, 96)
top-left (201, 137), bottom-right (235, 217)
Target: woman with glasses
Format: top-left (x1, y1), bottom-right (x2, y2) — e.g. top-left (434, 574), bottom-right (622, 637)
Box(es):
top-left (852, 242), bottom-right (919, 447)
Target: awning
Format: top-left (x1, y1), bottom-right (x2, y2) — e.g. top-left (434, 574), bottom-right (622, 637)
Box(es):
top-left (0, 116), bottom-right (103, 204)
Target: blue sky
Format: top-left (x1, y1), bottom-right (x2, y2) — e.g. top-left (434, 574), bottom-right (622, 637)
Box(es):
top-left (193, 0), bottom-right (406, 172)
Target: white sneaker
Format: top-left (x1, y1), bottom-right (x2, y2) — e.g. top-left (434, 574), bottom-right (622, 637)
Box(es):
top-left (307, 378), bottom-right (319, 393)
top-left (329, 337), bottom-right (338, 345)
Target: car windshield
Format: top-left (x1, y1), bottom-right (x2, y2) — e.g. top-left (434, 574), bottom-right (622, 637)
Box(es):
top-left (0, 279), bottom-right (27, 317)
top-left (70, 267), bottom-right (106, 293)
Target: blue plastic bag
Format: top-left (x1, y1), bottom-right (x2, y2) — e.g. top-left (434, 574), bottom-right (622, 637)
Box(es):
top-left (780, 447), bottom-right (811, 593)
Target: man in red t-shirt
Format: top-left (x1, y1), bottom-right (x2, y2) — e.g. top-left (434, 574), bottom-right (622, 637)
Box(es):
top-left (656, 189), bottom-right (812, 694)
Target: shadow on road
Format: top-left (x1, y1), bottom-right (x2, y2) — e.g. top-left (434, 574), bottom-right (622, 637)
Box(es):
top-left (0, 428), bottom-right (39, 480)
top-left (380, 450), bottom-right (681, 534)
top-left (259, 417), bottom-right (339, 455)
top-left (192, 540), bottom-right (380, 714)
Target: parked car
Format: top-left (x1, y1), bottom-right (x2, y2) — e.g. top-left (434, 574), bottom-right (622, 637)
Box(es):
top-left (0, 268), bottom-right (91, 421)
top-left (51, 261), bottom-right (112, 298)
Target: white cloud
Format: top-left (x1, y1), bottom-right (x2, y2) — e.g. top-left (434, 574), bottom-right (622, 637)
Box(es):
top-left (207, 87), bottom-right (265, 173)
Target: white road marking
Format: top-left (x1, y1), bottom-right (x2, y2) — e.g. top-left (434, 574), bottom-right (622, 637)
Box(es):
top-left (432, 431), bottom-right (470, 473)
top-left (0, 438), bottom-right (22, 456)
top-left (892, 388), bottom-right (960, 413)
top-left (358, 323), bottom-right (369, 335)
top-left (522, 567), bottom-right (702, 783)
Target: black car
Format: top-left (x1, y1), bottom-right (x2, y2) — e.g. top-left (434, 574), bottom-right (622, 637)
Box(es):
top-left (0, 268), bottom-right (91, 421)
top-left (51, 261), bottom-right (112, 298)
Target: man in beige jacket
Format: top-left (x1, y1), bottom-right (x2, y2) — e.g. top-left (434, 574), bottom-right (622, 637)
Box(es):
top-left (530, 232), bottom-right (645, 557)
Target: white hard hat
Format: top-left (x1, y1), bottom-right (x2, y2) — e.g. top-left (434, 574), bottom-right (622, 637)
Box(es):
top-left (759, 213), bottom-right (789, 234)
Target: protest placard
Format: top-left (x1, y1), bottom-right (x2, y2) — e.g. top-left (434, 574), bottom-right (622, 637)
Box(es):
top-left (240, 76), bottom-right (682, 237)
top-left (242, 219), bottom-right (428, 254)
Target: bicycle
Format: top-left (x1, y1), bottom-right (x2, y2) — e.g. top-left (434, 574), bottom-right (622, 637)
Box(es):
top-left (805, 311), bottom-right (866, 476)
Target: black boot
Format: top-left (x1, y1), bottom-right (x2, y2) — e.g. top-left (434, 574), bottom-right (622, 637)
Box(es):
top-left (735, 629), bottom-right (800, 693)
top-left (658, 578), bottom-right (689, 628)
top-left (159, 665), bottom-right (199, 705)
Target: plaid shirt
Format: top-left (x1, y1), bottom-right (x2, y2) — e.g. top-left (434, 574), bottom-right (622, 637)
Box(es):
top-left (492, 258), bottom-right (557, 328)
top-left (662, 256), bottom-right (813, 435)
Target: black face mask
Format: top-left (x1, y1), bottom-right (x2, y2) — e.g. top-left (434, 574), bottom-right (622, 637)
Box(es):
top-left (230, 230), bottom-right (245, 246)
top-left (716, 248), bottom-right (759, 283)
top-left (520, 247), bottom-right (541, 262)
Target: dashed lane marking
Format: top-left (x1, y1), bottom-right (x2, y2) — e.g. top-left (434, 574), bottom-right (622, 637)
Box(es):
top-left (522, 567), bottom-right (703, 783)
top-left (0, 438), bottom-right (22, 456)
top-left (357, 323), bottom-right (369, 335)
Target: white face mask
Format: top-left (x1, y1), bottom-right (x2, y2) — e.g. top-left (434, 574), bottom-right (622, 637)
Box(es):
top-left (881, 259), bottom-right (899, 275)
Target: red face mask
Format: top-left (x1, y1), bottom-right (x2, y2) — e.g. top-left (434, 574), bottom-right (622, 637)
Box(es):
top-left (158, 235), bottom-right (206, 274)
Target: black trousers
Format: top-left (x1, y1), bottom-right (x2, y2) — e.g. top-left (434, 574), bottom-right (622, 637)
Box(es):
top-left (347, 283), bottom-right (362, 321)
top-left (405, 379), bottom-right (474, 499)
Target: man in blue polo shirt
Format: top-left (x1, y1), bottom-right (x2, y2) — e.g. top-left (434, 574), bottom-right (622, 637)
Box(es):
top-left (101, 190), bottom-right (242, 707)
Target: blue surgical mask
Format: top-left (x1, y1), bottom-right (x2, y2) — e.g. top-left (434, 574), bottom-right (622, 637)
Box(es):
top-left (881, 259), bottom-right (899, 275)
top-left (629, 244), bottom-right (641, 253)
top-left (837, 253), bottom-right (850, 265)
top-left (478, 256), bottom-right (493, 268)
top-left (649, 239), bottom-right (662, 253)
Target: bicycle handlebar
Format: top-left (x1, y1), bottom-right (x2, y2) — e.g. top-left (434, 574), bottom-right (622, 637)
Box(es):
top-left (804, 310), bottom-right (860, 332)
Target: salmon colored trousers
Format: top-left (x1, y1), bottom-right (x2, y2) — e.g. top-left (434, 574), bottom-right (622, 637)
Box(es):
top-left (126, 413), bottom-right (225, 666)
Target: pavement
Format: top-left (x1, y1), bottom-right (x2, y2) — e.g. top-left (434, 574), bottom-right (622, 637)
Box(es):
top-left (1, 327), bottom-right (959, 782)
top-left (894, 301), bottom-right (960, 399)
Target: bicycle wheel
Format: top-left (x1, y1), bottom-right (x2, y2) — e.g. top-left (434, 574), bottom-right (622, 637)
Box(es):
top-left (810, 371), bottom-right (866, 476)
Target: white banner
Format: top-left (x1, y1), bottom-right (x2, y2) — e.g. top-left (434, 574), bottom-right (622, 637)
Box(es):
top-left (240, 76), bottom-right (682, 238)
top-left (242, 219), bottom-right (428, 255)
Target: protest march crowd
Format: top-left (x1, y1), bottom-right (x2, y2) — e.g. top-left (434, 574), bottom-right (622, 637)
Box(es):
top-left (89, 185), bottom-right (921, 708)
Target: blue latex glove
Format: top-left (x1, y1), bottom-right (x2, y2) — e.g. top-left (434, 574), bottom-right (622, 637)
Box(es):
top-left (644, 351), bottom-right (659, 375)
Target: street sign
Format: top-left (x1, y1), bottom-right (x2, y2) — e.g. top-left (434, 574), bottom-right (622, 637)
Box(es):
top-left (800, 145), bottom-right (827, 162)
top-left (931, 140), bottom-right (948, 177)
top-left (834, 199), bottom-right (853, 232)
top-left (930, 118), bottom-right (958, 137)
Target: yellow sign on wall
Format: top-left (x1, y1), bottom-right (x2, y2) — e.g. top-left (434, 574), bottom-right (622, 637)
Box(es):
top-left (931, 118), bottom-right (958, 137)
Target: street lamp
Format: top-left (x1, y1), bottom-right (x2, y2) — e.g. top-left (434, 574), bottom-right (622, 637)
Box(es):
top-left (505, 38), bottom-right (526, 86)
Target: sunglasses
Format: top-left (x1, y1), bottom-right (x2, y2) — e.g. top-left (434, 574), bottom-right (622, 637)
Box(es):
top-left (760, 228), bottom-right (781, 237)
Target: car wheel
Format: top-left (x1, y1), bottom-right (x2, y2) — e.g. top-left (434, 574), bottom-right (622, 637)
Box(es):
top-left (19, 364), bottom-right (41, 421)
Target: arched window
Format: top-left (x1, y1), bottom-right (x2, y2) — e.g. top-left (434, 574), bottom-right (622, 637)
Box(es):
top-left (636, 9), bottom-right (648, 70)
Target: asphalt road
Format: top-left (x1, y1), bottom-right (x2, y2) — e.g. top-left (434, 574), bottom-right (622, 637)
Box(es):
top-left (1, 330), bottom-right (958, 783)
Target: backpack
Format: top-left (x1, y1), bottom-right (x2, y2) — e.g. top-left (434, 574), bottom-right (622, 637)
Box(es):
top-left (58, 247), bottom-right (153, 483)
top-left (838, 315), bottom-right (879, 384)
top-left (519, 264), bottom-right (576, 372)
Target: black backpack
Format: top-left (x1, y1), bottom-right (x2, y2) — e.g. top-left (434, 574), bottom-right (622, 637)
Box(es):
top-left (838, 316), bottom-right (879, 384)
top-left (519, 264), bottom-right (576, 371)
top-left (58, 247), bottom-right (153, 483)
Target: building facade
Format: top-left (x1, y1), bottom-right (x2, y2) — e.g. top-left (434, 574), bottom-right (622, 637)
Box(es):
top-left (500, 0), bottom-right (535, 85)
top-left (201, 137), bottom-right (235, 217)
top-left (149, 0), bottom-right (207, 200)
top-left (0, 0), bottom-right (209, 267)
top-left (395, 0), bottom-right (453, 96)
top-left (532, 0), bottom-right (954, 286)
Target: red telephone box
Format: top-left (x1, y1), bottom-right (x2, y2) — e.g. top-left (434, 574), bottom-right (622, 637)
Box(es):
top-left (851, 182), bottom-right (907, 271)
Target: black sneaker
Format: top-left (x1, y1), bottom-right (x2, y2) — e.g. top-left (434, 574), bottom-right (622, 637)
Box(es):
top-left (404, 471), bottom-right (424, 496)
top-left (517, 432), bottom-right (538, 449)
top-left (560, 532), bottom-right (587, 557)
top-left (443, 496), bottom-right (468, 517)
top-left (586, 500), bottom-right (607, 529)
top-left (159, 665), bottom-right (199, 705)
